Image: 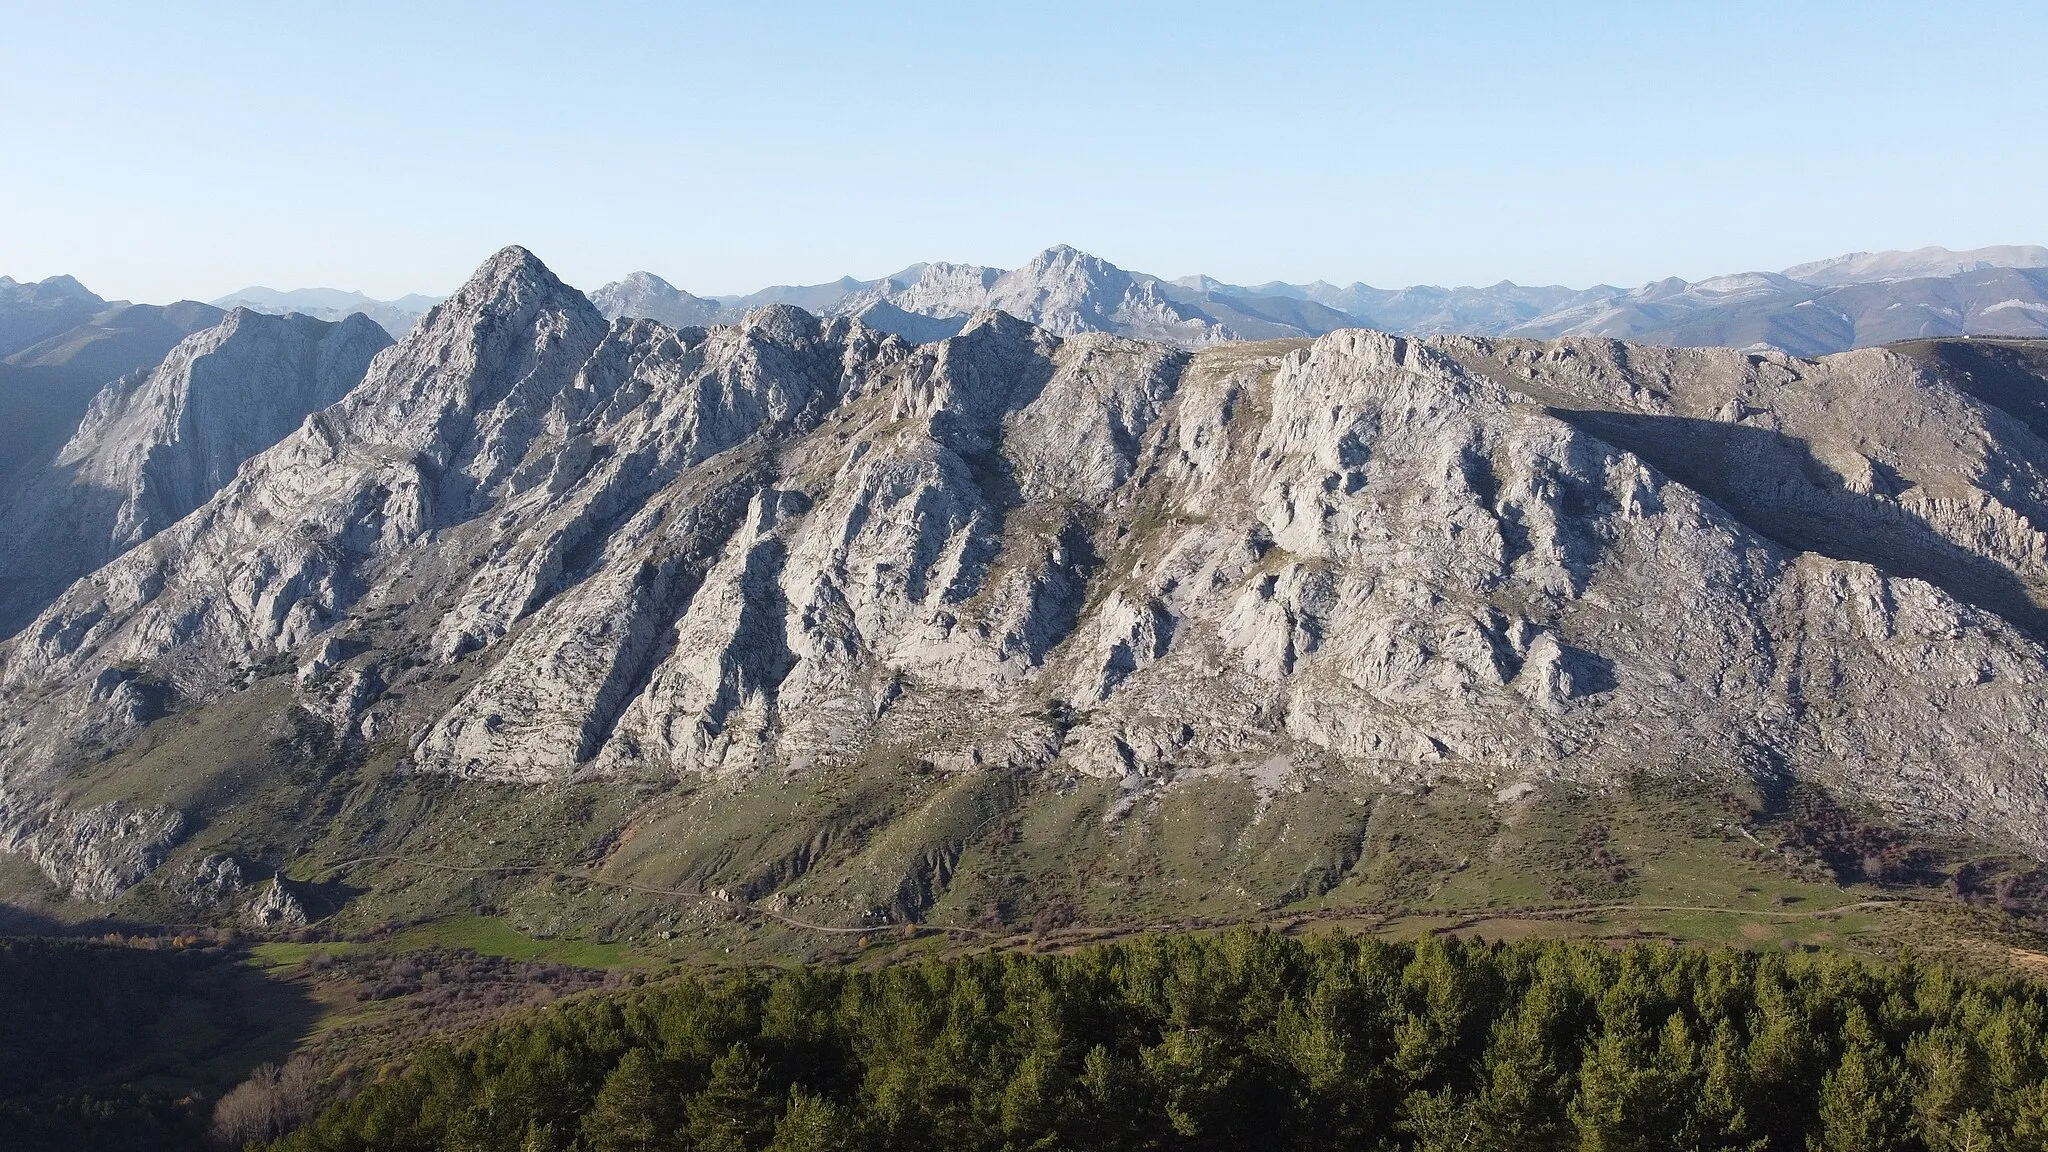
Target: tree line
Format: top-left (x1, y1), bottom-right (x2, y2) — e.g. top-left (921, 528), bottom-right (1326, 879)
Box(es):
top-left (271, 930), bottom-right (2048, 1151)
top-left (0, 935), bottom-right (258, 1151)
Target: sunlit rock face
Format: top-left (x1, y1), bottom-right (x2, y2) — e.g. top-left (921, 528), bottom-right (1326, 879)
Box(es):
top-left (10, 245), bottom-right (2048, 899)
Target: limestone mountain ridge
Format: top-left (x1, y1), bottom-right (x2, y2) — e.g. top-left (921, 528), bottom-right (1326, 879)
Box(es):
top-left (596, 243), bottom-right (2048, 356)
top-left (5, 246), bottom-right (2048, 931)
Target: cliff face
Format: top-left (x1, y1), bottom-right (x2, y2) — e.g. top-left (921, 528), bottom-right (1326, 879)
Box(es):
top-left (0, 308), bottom-right (391, 636)
top-left (7, 246), bottom-right (2048, 910)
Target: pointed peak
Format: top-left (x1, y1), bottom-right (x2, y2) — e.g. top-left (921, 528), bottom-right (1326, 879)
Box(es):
top-left (206, 307), bottom-right (339, 347)
top-left (16, 273), bottom-right (101, 304)
top-left (467, 245), bottom-right (555, 290)
top-left (1033, 243), bottom-right (1089, 263)
top-left (618, 270), bottom-right (676, 292)
top-left (34, 273), bottom-right (92, 294)
top-left (437, 246), bottom-right (589, 322)
top-left (1018, 245), bottom-right (1128, 281)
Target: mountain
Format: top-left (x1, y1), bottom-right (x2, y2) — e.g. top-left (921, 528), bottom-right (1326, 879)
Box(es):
top-left (711, 266), bottom-right (930, 315)
top-left (211, 287), bottom-right (441, 338)
top-left (976, 244), bottom-right (1227, 342)
top-left (587, 271), bottom-right (722, 329)
top-left (599, 244), bottom-right (2048, 357)
top-left (0, 277), bottom-right (231, 510)
top-left (599, 249), bottom-right (1311, 346)
top-left (589, 267), bottom-right (941, 329)
top-left (0, 275), bottom-right (109, 358)
top-left (5, 300), bottom-right (228, 381)
top-left (650, 246), bottom-right (1342, 345)
top-left (1500, 266), bottom-right (2048, 355)
top-left (834, 246), bottom-right (1350, 343)
top-left (0, 308), bottom-right (391, 640)
top-left (1784, 244), bottom-right (2048, 285)
top-left (6, 246), bottom-right (2048, 936)
top-left (1253, 279), bottom-right (1619, 336)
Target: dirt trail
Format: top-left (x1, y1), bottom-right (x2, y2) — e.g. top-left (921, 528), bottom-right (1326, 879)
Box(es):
top-left (322, 852), bottom-right (1909, 951)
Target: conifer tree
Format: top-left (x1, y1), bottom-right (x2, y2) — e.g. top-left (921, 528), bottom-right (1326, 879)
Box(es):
top-left (686, 1043), bottom-right (778, 1152)
top-left (764, 1092), bottom-right (844, 1152)
top-left (582, 1050), bottom-right (675, 1152)
top-left (1809, 1009), bottom-right (1910, 1152)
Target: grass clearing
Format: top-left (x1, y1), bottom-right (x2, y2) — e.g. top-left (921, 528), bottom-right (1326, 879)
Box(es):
top-left (384, 915), bottom-right (648, 968)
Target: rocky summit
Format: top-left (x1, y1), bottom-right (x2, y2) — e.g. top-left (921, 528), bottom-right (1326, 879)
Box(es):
top-left (5, 245), bottom-right (2048, 930)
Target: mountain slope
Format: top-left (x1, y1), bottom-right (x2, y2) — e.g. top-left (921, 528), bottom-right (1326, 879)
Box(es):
top-left (0, 364), bottom-right (111, 487)
top-left (0, 309), bottom-right (392, 639)
top-left (6, 248), bottom-right (2048, 930)
top-left (587, 271), bottom-right (722, 329)
top-left (604, 250), bottom-right (1350, 347)
top-left (0, 276), bottom-right (109, 359)
top-left (5, 300), bottom-right (227, 382)
top-left (1785, 244), bottom-right (2048, 285)
top-left (1517, 267), bottom-right (2048, 355)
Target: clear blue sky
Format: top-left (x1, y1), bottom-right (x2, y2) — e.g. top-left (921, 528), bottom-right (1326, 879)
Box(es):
top-left (2, 0), bottom-right (2042, 303)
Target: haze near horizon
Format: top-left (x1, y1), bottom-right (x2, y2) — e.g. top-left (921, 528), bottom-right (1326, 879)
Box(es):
top-left (1, 0), bottom-right (2043, 303)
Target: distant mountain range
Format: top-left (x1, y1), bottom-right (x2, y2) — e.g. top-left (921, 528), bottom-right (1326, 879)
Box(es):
top-left (19, 244), bottom-right (2048, 374)
top-left (0, 275), bottom-right (225, 381)
top-left (592, 243), bottom-right (2048, 355)
top-left (210, 287), bottom-right (441, 338)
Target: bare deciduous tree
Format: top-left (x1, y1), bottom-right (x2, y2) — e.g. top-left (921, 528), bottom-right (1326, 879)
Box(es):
top-left (209, 1053), bottom-right (324, 1149)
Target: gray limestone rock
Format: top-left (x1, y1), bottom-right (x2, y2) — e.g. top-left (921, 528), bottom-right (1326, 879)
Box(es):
top-left (11, 246), bottom-right (2048, 904)
top-left (0, 308), bottom-right (392, 635)
top-left (165, 853), bottom-right (246, 908)
top-left (246, 876), bottom-right (308, 928)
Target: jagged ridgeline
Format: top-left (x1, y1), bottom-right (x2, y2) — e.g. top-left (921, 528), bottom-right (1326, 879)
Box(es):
top-left (6, 246), bottom-right (2048, 934)
top-left (273, 932), bottom-right (2048, 1152)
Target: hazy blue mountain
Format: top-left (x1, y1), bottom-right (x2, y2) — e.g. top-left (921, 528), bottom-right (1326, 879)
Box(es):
top-left (1501, 266), bottom-right (2048, 355)
top-left (843, 298), bottom-right (970, 343)
top-left (596, 244), bottom-right (2048, 355)
top-left (710, 272), bottom-right (905, 315)
top-left (0, 308), bottom-right (391, 635)
top-left (1154, 282), bottom-right (1359, 340)
top-left (587, 271), bottom-right (722, 328)
top-left (0, 278), bottom-right (228, 493)
top-left (1784, 244), bottom-right (2048, 285)
top-left (211, 286), bottom-right (441, 337)
top-left (0, 275), bottom-right (109, 359)
top-left (4, 299), bottom-right (225, 382)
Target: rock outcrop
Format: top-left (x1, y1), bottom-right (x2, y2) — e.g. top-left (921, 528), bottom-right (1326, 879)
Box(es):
top-left (9, 246), bottom-right (2048, 908)
top-left (246, 876), bottom-right (308, 928)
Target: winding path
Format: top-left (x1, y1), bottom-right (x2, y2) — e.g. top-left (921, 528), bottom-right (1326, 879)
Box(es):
top-left (320, 852), bottom-right (1910, 950)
